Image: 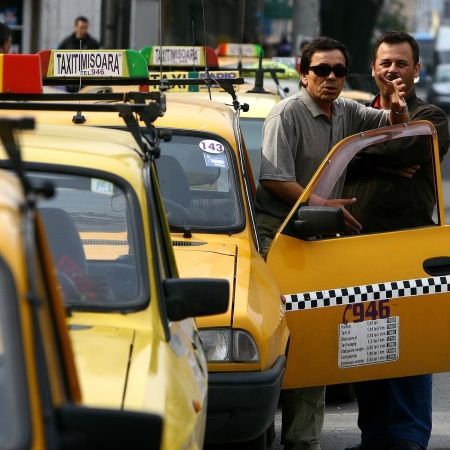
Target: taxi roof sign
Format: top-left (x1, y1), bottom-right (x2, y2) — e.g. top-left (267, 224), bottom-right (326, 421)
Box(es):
top-left (38, 49), bottom-right (149, 79)
top-left (0, 54), bottom-right (42, 94)
top-left (216, 43), bottom-right (263, 57)
top-left (147, 70), bottom-right (240, 92)
top-left (139, 46), bottom-right (219, 69)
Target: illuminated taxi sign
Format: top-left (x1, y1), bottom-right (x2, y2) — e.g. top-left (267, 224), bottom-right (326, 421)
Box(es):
top-left (148, 70), bottom-right (239, 92)
top-left (38, 49), bottom-right (148, 78)
top-left (216, 43), bottom-right (263, 57)
top-left (140, 46), bottom-right (219, 69)
top-left (0, 54), bottom-right (42, 94)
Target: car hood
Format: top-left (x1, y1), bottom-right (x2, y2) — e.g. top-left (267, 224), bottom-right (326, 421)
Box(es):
top-left (69, 324), bottom-right (133, 408)
top-left (173, 241), bottom-right (236, 327)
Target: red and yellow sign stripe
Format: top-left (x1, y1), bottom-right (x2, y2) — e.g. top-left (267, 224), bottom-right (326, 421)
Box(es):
top-left (0, 54), bottom-right (42, 94)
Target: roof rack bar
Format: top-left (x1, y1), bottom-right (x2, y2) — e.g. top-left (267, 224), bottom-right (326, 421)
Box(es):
top-left (0, 92), bottom-right (162, 102)
top-left (42, 77), bottom-right (245, 87)
top-left (0, 101), bottom-right (163, 120)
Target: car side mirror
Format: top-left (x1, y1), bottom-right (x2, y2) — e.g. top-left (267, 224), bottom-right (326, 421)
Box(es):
top-left (294, 206), bottom-right (345, 240)
top-left (57, 404), bottom-right (162, 450)
top-left (163, 278), bottom-right (229, 321)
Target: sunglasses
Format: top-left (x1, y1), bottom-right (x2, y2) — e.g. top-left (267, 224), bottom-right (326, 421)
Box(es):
top-left (308, 64), bottom-right (348, 78)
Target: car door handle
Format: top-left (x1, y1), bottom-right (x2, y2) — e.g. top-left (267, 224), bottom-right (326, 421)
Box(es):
top-left (423, 257), bottom-right (450, 276)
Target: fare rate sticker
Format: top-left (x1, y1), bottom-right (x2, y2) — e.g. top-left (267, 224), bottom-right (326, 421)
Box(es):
top-left (338, 316), bottom-right (399, 368)
top-left (53, 51), bottom-right (124, 77)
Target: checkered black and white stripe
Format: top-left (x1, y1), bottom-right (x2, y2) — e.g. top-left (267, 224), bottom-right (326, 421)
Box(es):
top-left (284, 275), bottom-right (450, 312)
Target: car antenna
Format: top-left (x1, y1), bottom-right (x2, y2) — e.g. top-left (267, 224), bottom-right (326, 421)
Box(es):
top-left (192, 20), bottom-right (197, 72)
top-left (158, 0), bottom-right (168, 113)
top-left (73, 40), bottom-right (87, 124)
top-left (201, 0), bottom-right (213, 100)
top-left (237, 0), bottom-right (246, 78)
top-left (247, 0), bottom-right (267, 94)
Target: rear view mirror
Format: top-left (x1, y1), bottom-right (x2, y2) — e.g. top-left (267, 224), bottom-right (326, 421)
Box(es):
top-left (294, 206), bottom-right (345, 240)
top-left (163, 278), bottom-right (229, 321)
top-left (57, 404), bottom-right (162, 450)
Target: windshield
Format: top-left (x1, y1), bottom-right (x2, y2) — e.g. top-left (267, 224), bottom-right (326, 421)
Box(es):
top-left (156, 132), bottom-right (244, 232)
top-left (240, 118), bottom-right (264, 185)
top-left (305, 124), bottom-right (439, 235)
top-left (30, 171), bottom-right (147, 311)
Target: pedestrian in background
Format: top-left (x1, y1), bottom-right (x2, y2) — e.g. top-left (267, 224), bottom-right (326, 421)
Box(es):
top-left (277, 34), bottom-right (293, 57)
top-left (344, 31), bottom-right (449, 450)
top-left (0, 22), bottom-right (12, 53)
top-left (57, 15), bottom-right (100, 50)
top-left (255, 36), bottom-right (409, 450)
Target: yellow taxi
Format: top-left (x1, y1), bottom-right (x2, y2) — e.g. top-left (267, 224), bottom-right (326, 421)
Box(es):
top-left (22, 95), bottom-right (289, 450)
top-left (0, 58), bottom-right (230, 449)
top-left (0, 116), bottom-right (163, 449)
top-left (7, 48), bottom-right (290, 448)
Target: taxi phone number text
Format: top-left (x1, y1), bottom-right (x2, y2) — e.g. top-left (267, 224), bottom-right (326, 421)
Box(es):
top-left (80, 69), bottom-right (105, 76)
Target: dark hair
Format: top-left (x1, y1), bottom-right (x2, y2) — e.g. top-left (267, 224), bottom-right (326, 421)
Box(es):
top-left (0, 22), bottom-right (11, 48)
top-left (299, 36), bottom-right (350, 76)
top-left (373, 31), bottom-right (419, 65)
top-left (74, 16), bottom-right (89, 25)
top-left (300, 40), bottom-right (310, 51)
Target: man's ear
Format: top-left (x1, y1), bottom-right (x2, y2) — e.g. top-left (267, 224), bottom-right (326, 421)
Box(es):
top-left (414, 62), bottom-right (421, 80)
top-left (301, 75), bottom-right (308, 87)
top-left (371, 64), bottom-right (376, 77)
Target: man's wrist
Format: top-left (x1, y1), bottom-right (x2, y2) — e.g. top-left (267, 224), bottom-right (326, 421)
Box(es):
top-left (392, 104), bottom-right (408, 115)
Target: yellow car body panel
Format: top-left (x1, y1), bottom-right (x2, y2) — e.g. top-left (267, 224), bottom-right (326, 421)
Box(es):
top-left (0, 123), bottom-right (210, 450)
top-left (68, 325), bottom-right (133, 407)
top-left (174, 241), bottom-right (236, 328)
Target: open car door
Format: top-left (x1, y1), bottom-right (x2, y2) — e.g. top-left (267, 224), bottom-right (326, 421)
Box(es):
top-left (266, 120), bottom-right (450, 389)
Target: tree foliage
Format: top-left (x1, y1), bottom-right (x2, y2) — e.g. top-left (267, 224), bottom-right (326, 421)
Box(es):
top-left (375, 0), bottom-right (408, 33)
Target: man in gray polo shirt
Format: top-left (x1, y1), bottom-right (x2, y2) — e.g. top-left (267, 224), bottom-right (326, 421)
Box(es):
top-left (255, 36), bottom-right (409, 450)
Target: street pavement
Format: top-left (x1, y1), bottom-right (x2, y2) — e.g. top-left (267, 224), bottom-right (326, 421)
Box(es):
top-left (271, 373), bottom-right (450, 449)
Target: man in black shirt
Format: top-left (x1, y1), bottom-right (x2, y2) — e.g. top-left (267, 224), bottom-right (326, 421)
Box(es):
top-left (58, 16), bottom-right (99, 50)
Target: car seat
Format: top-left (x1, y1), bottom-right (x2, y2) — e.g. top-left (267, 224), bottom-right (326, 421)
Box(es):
top-left (156, 155), bottom-right (208, 226)
top-left (39, 207), bottom-right (112, 304)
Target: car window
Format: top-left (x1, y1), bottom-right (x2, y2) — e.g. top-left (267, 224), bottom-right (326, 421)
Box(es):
top-left (309, 132), bottom-right (438, 235)
top-left (29, 171), bottom-right (147, 310)
top-left (240, 118), bottom-right (264, 185)
top-left (156, 132), bottom-right (244, 232)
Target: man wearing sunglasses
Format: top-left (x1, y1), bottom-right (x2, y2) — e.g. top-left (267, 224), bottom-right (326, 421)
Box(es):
top-left (344, 32), bottom-right (449, 450)
top-left (255, 36), bottom-right (409, 450)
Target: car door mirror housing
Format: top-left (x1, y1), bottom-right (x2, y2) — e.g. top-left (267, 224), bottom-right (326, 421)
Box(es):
top-left (56, 404), bottom-right (162, 450)
top-left (294, 206), bottom-right (345, 240)
top-left (163, 278), bottom-right (229, 321)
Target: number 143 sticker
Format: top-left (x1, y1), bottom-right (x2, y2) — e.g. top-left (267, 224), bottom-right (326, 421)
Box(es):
top-left (199, 139), bottom-right (225, 154)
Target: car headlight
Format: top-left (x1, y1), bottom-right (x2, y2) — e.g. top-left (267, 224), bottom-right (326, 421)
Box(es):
top-left (198, 328), bottom-right (259, 362)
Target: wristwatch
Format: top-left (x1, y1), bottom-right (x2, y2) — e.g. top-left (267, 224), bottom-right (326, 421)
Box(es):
top-left (393, 105), bottom-right (408, 115)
